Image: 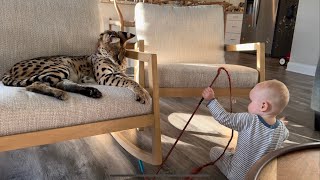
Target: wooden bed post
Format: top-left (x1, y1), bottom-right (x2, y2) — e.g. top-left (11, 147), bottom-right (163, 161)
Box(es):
top-left (111, 50), bottom-right (162, 165)
top-left (148, 53), bottom-right (162, 164)
top-left (134, 40), bottom-right (145, 88)
top-left (135, 40), bottom-right (146, 132)
top-left (113, 0), bottom-right (124, 31)
top-left (256, 43), bottom-right (266, 82)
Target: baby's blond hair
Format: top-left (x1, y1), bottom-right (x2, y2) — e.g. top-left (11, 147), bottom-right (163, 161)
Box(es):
top-left (257, 80), bottom-right (290, 114)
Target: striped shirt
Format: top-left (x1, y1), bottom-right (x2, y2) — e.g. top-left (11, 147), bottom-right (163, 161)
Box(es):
top-left (207, 99), bottom-right (289, 180)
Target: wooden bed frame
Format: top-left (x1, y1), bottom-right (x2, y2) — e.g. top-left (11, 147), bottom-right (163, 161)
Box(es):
top-left (0, 49), bottom-right (163, 166)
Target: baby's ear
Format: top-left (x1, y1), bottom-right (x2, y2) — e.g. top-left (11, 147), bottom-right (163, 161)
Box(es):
top-left (260, 101), bottom-right (270, 112)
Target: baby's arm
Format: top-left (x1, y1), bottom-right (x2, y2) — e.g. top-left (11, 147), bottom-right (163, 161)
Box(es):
top-left (281, 120), bottom-right (289, 141)
top-left (202, 87), bottom-right (254, 131)
top-left (207, 100), bottom-right (254, 131)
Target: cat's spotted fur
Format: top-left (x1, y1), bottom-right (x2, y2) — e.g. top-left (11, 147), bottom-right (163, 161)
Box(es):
top-left (1, 30), bottom-right (150, 103)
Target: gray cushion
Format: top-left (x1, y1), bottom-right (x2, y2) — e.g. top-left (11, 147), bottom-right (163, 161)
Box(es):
top-left (0, 82), bottom-right (152, 136)
top-left (145, 63), bottom-right (258, 88)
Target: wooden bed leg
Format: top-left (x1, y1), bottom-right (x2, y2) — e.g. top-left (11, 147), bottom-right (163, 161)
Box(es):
top-left (148, 50), bottom-right (162, 165)
top-left (151, 123), bottom-right (162, 165)
top-left (111, 125), bottom-right (162, 165)
top-left (111, 105), bottom-right (162, 165)
top-left (111, 43), bottom-right (162, 165)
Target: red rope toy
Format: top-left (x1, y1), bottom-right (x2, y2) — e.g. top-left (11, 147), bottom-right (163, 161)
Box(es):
top-left (152, 67), bottom-right (234, 180)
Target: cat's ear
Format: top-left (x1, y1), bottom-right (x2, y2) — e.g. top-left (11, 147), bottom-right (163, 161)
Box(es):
top-left (117, 31), bottom-right (135, 46)
top-left (98, 30), bottom-right (120, 45)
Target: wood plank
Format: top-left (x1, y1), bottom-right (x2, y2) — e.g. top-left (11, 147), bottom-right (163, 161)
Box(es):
top-left (159, 88), bottom-right (251, 97)
top-left (125, 49), bottom-right (156, 62)
top-left (0, 115), bottom-right (154, 152)
top-left (111, 130), bottom-right (156, 165)
top-left (225, 43), bottom-right (257, 51)
top-left (148, 53), bottom-right (162, 165)
top-left (109, 19), bottom-right (135, 27)
top-left (256, 43), bottom-right (266, 82)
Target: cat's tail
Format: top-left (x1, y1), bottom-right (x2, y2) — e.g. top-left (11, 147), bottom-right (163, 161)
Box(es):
top-left (1, 73), bottom-right (34, 87)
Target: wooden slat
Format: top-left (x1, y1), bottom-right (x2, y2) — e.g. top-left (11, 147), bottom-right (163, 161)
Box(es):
top-left (125, 42), bottom-right (135, 49)
top-left (134, 40), bottom-right (146, 131)
top-left (225, 43), bottom-right (258, 51)
top-left (158, 88), bottom-right (251, 97)
top-left (113, 0), bottom-right (124, 31)
top-left (256, 43), bottom-right (266, 82)
top-left (147, 52), bottom-right (162, 165)
top-left (109, 20), bottom-right (135, 28)
top-left (226, 42), bottom-right (265, 82)
top-left (137, 40), bottom-right (145, 87)
top-left (125, 49), bottom-right (156, 62)
top-left (0, 115), bottom-right (154, 152)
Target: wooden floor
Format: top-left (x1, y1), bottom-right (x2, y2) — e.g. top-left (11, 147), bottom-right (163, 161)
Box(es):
top-left (0, 52), bottom-right (319, 180)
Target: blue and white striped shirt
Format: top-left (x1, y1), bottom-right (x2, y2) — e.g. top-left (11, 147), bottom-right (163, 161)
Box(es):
top-left (207, 99), bottom-right (289, 180)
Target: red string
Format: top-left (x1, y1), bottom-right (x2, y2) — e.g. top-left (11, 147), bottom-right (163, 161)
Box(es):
top-left (152, 67), bottom-right (234, 180)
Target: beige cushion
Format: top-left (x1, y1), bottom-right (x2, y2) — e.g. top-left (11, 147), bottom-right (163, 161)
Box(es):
top-left (135, 3), bottom-right (225, 64)
top-left (145, 64), bottom-right (258, 88)
top-left (135, 3), bottom-right (258, 89)
top-left (0, 82), bottom-right (152, 136)
top-left (0, 0), bottom-right (101, 78)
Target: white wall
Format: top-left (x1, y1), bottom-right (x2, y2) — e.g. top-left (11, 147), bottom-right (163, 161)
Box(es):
top-left (287, 0), bottom-right (320, 76)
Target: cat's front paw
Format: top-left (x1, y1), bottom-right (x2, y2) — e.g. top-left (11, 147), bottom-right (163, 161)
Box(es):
top-left (135, 88), bottom-right (151, 104)
top-left (83, 87), bottom-right (102, 98)
top-left (55, 91), bottom-right (69, 100)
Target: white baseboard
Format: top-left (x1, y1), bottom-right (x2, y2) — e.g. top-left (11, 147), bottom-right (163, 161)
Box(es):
top-left (286, 62), bottom-right (316, 76)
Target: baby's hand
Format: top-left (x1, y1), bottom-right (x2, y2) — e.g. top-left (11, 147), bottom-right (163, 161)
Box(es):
top-left (202, 87), bottom-right (215, 101)
top-left (280, 117), bottom-right (289, 125)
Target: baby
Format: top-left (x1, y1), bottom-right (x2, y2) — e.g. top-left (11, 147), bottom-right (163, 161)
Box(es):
top-left (202, 79), bottom-right (290, 180)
